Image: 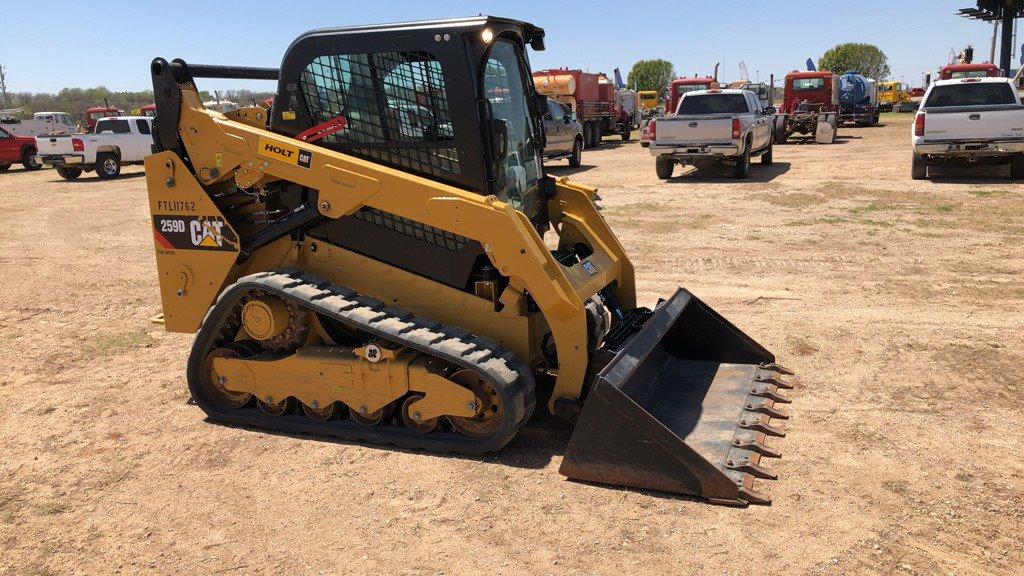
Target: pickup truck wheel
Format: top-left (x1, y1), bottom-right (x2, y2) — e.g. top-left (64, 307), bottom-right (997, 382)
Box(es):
top-left (733, 144), bottom-right (751, 179)
top-left (620, 128), bottom-right (630, 141)
top-left (0, 164), bottom-right (10, 172)
top-left (1011, 154), bottom-right (1024, 179)
top-left (96, 153), bottom-right (121, 179)
top-left (56, 167), bottom-right (83, 181)
top-left (21, 149), bottom-right (41, 171)
top-left (760, 144), bottom-right (773, 165)
top-left (655, 157), bottom-right (674, 180)
top-left (569, 138), bottom-right (583, 167)
top-left (911, 153), bottom-right (927, 180)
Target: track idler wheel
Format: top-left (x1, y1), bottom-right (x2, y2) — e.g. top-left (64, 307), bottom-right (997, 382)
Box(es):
top-left (401, 394), bottom-right (439, 434)
top-left (302, 400), bottom-right (338, 422)
top-left (200, 342), bottom-right (258, 409)
top-left (350, 402), bottom-right (394, 427)
top-left (447, 369), bottom-right (505, 438)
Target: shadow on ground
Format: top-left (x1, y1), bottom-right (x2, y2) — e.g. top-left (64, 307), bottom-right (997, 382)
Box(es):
top-left (665, 161), bottom-right (792, 183)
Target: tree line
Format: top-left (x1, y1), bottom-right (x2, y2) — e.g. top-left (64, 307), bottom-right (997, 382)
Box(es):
top-left (3, 87), bottom-right (275, 123)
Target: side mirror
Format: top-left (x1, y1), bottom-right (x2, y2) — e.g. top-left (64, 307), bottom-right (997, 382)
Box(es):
top-left (764, 106), bottom-right (777, 115)
top-left (535, 93), bottom-right (549, 113)
top-left (563, 114), bottom-right (571, 124)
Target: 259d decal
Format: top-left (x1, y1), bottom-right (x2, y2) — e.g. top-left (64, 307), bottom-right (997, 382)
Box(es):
top-left (152, 215), bottom-right (238, 252)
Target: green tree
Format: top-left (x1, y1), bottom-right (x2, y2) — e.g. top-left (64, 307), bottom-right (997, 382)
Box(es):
top-left (627, 59), bottom-right (675, 92)
top-left (818, 43), bottom-right (891, 79)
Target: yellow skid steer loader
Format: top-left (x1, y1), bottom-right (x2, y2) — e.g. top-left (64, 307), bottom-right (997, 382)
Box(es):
top-left (145, 16), bottom-right (795, 505)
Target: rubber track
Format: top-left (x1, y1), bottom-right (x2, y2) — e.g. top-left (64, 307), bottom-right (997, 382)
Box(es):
top-left (186, 268), bottom-right (536, 455)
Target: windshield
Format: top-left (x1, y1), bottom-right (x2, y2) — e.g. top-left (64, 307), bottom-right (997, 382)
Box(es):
top-left (792, 78), bottom-right (825, 91)
top-left (482, 40), bottom-right (543, 218)
top-left (640, 92), bottom-right (657, 101)
top-left (924, 83), bottom-right (1016, 107)
top-left (95, 119), bottom-right (131, 134)
top-left (950, 70), bottom-right (992, 79)
top-left (676, 84), bottom-right (709, 95)
top-left (678, 94), bottom-right (750, 114)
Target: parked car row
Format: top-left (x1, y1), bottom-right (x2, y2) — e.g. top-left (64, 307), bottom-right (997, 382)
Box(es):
top-left (8, 78), bottom-right (1021, 184)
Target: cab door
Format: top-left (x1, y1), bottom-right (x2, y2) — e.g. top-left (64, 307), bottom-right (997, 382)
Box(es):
top-left (747, 93), bottom-right (770, 149)
top-left (544, 99), bottom-right (569, 154)
top-left (0, 128), bottom-right (19, 163)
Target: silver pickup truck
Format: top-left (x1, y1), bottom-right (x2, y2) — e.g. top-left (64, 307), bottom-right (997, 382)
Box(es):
top-left (648, 89), bottom-right (775, 179)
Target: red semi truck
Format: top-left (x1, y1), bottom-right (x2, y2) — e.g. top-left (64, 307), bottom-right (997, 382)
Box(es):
top-left (533, 69), bottom-right (632, 148)
top-left (939, 62), bottom-right (1001, 80)
top-left (773, 70), bottom-right (839, 144)
top-left (85, 105), bottom-right (124, 131)
top-left (665, 76), bottom-right (718, 114)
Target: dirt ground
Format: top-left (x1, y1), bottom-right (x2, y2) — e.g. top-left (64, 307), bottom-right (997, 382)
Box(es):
top-left (1, 114), bottom-right (1021, 575)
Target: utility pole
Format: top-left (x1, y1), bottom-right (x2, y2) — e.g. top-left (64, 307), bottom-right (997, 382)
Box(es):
top-left (991, 19), bottom-right (1000, 63)
top-left (0, 65), bottom-right (8, 110)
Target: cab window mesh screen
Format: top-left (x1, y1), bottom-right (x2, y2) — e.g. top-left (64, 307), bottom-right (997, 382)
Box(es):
top-left (299, 52), bottom-right (460, 177)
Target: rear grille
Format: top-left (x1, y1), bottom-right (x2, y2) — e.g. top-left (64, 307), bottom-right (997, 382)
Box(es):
top-left (353, 207), bottom-right (467, 252)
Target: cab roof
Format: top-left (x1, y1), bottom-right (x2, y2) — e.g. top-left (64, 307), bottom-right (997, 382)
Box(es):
top-left (672, 77), bottom-right (715, 84)
top-left (787, 71), bottom-right (834, 79)
top-left (291, 16), bottom-right (545, 51)
top-left (942, 62), bottom-right (999, 70)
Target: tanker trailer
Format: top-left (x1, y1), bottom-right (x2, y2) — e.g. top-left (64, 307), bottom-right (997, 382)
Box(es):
top-left (838, 72), bottom-right (879, 127)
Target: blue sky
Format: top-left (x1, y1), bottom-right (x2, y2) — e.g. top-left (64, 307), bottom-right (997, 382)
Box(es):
top-left (0, 0), bottom-right (1014, 94)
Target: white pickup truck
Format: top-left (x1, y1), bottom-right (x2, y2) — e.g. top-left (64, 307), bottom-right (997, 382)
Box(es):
top-left (648, 89), bottom-right (774, 179)
top-left (35, 116), bottom-right (154, 180)
top-left (0, 111), bottom-right (78, 137)
top-left (911, 77), bottom-right (1024, 179)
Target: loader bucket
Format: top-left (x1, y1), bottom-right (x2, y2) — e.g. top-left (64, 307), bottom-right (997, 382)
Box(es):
top-left (559, 288), bottom-right (794, 505)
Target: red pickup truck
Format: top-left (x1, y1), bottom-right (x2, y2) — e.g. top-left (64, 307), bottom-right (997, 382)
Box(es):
top-left (0, 126), bottom-right (41, 172)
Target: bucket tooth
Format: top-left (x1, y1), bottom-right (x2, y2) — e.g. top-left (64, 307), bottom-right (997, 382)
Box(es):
top-left (744, 398), bottom-right (790, 419)
top-left (754, 370), bottom-right (795, 389)
top-left (737, 485), bottom-right (772, 505)
top-left (731, 435), bottom-right (782, 458)
top-left (739, 413), bottom-right (786, 437)
top-left (760, 361), bottom-right (794, 376)
top-left (726, 454), bottom-right (778, 480)
top-left (750, 383), bottom-right (791, 403)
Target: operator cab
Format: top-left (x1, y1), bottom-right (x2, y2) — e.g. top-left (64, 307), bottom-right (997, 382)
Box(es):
top-left (250, 17), bottom-right (552, 294)
top-left (270, 17), bottom-right (549, 226)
